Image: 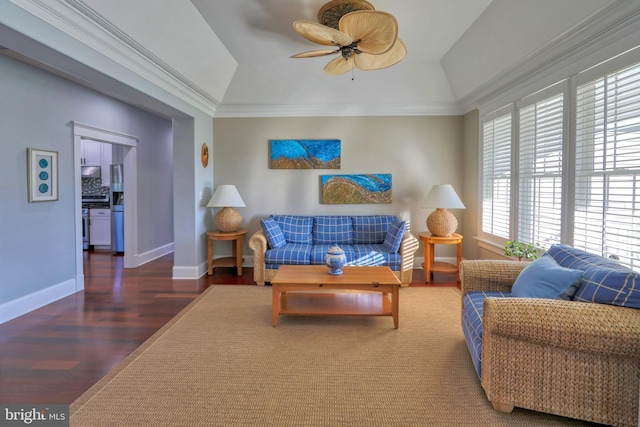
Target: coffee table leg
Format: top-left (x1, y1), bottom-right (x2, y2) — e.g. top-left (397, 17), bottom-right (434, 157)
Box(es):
top-left (392, 286), bottom-right (399, 329)
top-left (272, 286), bottom-right (279, 327)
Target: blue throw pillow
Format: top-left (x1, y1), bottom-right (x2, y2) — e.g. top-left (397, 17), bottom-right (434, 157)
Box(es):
top-left (270, 215), bottom-right (313, 244)
top-left (260, 218), bottom-right (286, 249)
top-left (352, 215), bottom-right (395, 244)
top-left (382, 218), bottom-right (407, 253)
top-left (313, 216), bottom-right (353, 245)
top-left (547, 244), bottom-right (640, 308)
top-left (512, 255), bottom-right (583, 300)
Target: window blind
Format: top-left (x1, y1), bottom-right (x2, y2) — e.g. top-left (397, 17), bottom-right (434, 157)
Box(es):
top-left (482, 113), bottom-right (512, 239)
top-left (575, 62), bottom-right (640, 270)
top-left (518, 93), bottom-right (564, 247)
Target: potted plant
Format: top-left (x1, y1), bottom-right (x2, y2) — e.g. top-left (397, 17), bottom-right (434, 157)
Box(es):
top-left (504, 240), bottom-right (543, 261)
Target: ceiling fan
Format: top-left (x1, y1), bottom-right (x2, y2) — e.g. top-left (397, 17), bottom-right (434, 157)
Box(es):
top-left (291, 0), bottom-right (407, 75)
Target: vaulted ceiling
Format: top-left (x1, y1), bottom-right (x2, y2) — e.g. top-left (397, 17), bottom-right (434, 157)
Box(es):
top-left (1, 0), bottom-right (619, 117)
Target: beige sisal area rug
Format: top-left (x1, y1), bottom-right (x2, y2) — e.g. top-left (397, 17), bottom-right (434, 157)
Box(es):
top-left (70, 286), bottom-right (590, 426)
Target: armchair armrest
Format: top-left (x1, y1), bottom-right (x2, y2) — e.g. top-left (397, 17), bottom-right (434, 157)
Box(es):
top-left (248, 229), bottom-right (267, 254)
top-left (400, 231), bottom-right (419, 259)
top-left (248, 229), bottom-right (268, 285)
top-left (398, 232), bottom-right (419, 286)
top-left (484, 297), bottom-right (640, 357)
top-left (460, 260), bottom-right (528, 295)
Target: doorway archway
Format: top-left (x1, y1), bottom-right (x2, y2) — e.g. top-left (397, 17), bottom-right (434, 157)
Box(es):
top-left (73, 122), bottom-right (138, 291)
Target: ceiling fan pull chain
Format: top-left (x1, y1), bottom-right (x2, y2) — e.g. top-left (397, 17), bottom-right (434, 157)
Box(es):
top-left (351, 68), bottom-right (355, 81)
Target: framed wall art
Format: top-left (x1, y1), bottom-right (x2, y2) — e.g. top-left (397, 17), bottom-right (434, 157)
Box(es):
top-left (27, 148), bottom-right (58, 202)
top-left (321, 174), bottom-right (392, 204)
top-left (270, 139), bottom-right (340, 169)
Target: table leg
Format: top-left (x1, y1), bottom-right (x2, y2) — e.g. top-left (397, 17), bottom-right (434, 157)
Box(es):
top-left (392, 286), bottom-right (399, 329)
top-left (272, 285), bottom-right (280, 327)
top-left (207, 237), bottom-right (213, 276)
top-left (234, 238), bottom-right (243, 276)
top-left (425, 242), bottom-right (434, 282)
top-left (456, 241), bottom-right (462, 281)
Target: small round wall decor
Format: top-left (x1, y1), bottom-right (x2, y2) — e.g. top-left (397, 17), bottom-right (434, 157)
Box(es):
top-left (201, 143), bottom-right (209, 168)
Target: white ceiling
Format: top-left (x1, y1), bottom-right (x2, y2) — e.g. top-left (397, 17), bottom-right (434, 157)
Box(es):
top-left (7, 0), bottom-right (618, 117)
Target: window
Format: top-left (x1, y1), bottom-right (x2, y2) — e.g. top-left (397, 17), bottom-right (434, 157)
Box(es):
top-left (481, 112), bottom-right (512, 239)
top-left (480, 53), bottom-right (640, 271)
top-left (575, 62), bottom-right (640, 269)
top-left (518, 93), bottom-right (564, 248)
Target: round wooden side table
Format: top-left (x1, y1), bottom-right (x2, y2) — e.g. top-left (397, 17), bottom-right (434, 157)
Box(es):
top-left (417, 232), bottom-right (463, 282)
top-left (207, 229), bottom-right (248, 276)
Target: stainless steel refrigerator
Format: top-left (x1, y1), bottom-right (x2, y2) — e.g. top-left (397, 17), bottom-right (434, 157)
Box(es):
top-left (110, 164), bottom-right (124, 253)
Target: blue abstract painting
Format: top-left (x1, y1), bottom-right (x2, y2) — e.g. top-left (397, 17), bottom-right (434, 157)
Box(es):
top-left (321, 174), bottom-right (392, 204)
top-left (270, 139), bottom-right (340, 169)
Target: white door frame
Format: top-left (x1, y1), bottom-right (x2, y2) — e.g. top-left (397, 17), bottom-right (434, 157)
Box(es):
top-left (73, 122), bottom-right (138, 291)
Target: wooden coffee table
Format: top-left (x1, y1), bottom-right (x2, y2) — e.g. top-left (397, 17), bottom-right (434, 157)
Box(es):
top-left (270, 265), bottom-right (401, 328)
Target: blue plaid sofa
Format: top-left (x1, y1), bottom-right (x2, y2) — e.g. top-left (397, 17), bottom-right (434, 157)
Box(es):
top-left (460, 244), bottom-right (640, 427)
top-left (248, 215), bottom-right (419, 286)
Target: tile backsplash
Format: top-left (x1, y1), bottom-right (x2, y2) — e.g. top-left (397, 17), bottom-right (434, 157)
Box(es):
top-left (82, 177), bottom-right (110, 195)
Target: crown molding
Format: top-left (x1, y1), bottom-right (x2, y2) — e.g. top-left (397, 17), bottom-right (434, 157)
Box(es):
top-left (214, 102), bottom-right (464, 118)
top-left (8, 0), bottom-right (220, 116)
top-left (460, 0), bottom-right (640, 113)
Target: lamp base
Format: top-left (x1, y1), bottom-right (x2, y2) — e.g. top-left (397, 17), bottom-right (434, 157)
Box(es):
top-left (215, 207), bottom-right (243, 232)
top-left (426, 208), bottom-right (458, 237)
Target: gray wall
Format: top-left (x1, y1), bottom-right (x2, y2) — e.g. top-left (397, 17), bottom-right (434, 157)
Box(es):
top-left (461, 109), bottom-right (480, 260)
top-left (0, 54), bottom-right (173, 317)
top-left (212, 116), bottom-right (464, 263)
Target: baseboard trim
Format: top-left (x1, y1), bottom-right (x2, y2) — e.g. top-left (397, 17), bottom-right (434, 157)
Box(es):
top-left (172, 263), bottom-right (207, 280)
top-left (136, 242), bottom-right (174, 266)
top-left (0, 278), bottom-right (78, 325)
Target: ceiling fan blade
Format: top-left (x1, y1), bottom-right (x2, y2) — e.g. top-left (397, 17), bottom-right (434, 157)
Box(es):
top-left (293, 21), bottom-right (353, 47)
top-left (291, 49), bottom-right (339, 58)
top-left (354, 38), bottom-right (407, 71)
top-left (324, 56), bottom-right (355, 75)
top-left (339, 11), bottom-right (398, 55)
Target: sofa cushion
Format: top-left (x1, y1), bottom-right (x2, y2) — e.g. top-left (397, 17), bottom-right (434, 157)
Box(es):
top-left (462, 291), bottom-right (512, 378)
top-left (260, 218), bottom-right (286, 249)
top-left (512, 254), bottom-right (582, 300)
top-left (270, 215), bottom-right (313, 244)
top-left (312, 216), bottom-right (354, 245)
top-left (547, 244), bottom-right (640, 309)
top-left (310, 244), bottom-right (356, 265)
top-left (350, 244), bottom-right (401, 270)
top-left (265, 243), bottom-right (311, 265)
top-left (351, 215), bottom-right (395, 244)
top-left (383, 218), bottom-right (407, 253)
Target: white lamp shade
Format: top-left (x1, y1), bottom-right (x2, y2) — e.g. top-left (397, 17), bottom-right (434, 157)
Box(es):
top-left (207, 185), bottom-right (246, 208)
top-left (421, 184), bottom-right (465, 209)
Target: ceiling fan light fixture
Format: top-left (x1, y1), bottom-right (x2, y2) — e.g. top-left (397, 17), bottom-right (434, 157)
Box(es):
top-left (291, 0), bottom-right (406, 75)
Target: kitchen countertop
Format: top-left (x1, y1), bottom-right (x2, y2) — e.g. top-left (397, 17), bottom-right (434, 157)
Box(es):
top-left (82, 203), bottom-right (110, 209)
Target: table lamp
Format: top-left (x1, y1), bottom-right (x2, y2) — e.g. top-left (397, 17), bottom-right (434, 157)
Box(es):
top-left (207, 185), bottom-right (246, 232)
top-left (421, 184), bottom-right (465, 236)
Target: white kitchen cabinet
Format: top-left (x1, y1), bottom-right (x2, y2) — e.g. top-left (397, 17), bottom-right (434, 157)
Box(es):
top-left (101, 144), bottom-right (112, 186)
top-left (81, 140), bottom-right (113, 186)
top-left (82, 140), bottom-right (102, 166)
top-left (89, 208), bottom-right (111, 246)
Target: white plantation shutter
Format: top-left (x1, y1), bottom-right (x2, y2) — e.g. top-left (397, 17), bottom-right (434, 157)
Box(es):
top-left (575, 61), bottom-right (640, 270)
top-left (482, 112), bottom-right (512, 239)
top-left (518, 93), bottom-right (564, 247)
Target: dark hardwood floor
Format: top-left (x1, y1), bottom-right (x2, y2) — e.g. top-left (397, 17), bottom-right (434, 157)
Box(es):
top-left (0, 250), bottom-right (456, 404)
